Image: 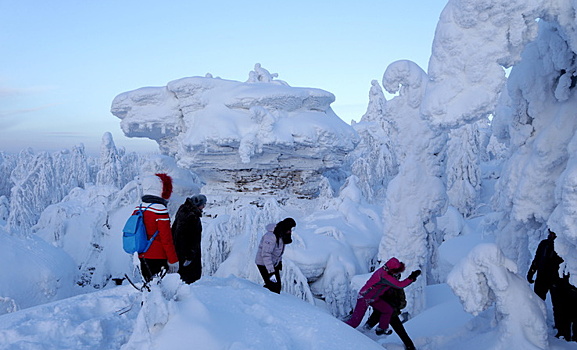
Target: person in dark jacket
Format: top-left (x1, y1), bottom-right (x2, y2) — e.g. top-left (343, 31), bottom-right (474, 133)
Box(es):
top-left (552, 273), bottom-right (577, 341)
top-left (527, 230), bottom-right (564, 300)
top-left (527, 229), bottom-right (565, 337)
top-left (137, 173), bottom-right (179, 282)
top-left (172, 194), bottom-right (207, 284)
top-left (255, 218), bottom-right (296, 294)
top-left (364, 275), bottom-right (416, 350)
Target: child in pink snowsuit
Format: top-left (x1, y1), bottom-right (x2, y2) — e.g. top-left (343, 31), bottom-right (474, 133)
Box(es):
top-left (346, 257), bottom-right (420, 331)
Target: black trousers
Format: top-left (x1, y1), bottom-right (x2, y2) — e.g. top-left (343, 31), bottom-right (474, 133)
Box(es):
top-left (179, 258), bottom-right (202, 284)
top-left (534, 276), bottom-right (553, 301)
top-left (366, 309), bottom-right (415, 349)
top-left (139, 258), bottom-right (168, 282)
top-left (257, 264), bottom-right (281, 294)
top-left (551, 281), bottom-right (577, 340)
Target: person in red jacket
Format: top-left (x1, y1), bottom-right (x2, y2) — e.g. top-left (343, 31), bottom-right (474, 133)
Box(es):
top-left (137, 173), bottom-right (179, 282)
top-left (345, 257), bottom-right (420, 332)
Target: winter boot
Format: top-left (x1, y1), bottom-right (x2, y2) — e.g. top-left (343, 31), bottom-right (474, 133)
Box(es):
top-left (375, 327), bottom-right (392, 336)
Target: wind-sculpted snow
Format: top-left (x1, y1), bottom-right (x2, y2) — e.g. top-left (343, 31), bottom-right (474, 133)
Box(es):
top-left (490, 20), bottom-right (577, 281)
top-left (448, 244), bottom-right (548, 350)
top-left (423, 0), bottom-right (541, 128)
top-left (111, 65), bottom-right (358, 197)
top-left (377, 60), bottom-right (448, 314)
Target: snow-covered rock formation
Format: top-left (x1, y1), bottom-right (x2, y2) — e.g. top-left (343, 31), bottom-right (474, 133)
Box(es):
top-left (111, 64), bottom-right (359, 197)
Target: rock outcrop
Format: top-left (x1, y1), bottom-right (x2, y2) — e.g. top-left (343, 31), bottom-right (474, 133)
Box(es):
top-left (111, 65), bottom-right (358, 197)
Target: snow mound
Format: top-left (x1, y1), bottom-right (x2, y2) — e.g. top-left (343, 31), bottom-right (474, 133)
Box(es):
top-left (447, 243), bottom-right (548, 350)
top-left (0, 275), bottom-right (383, 350)
top-left (0, 226), bottom-right (77, 315)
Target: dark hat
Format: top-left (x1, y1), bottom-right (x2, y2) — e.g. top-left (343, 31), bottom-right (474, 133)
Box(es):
top-left (274, 217), bottom-right (296, 236)
top-left (190, 194), bottom-right (207, 207)
top-left (280, 217), bottom-right (296, 228)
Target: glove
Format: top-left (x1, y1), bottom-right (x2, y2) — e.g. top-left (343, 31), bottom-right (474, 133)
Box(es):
top-left (183, 260), bottom-right (192, 267)
top-left (527, 269), bottom-right (535, 284)
top-left (277, 261), bottom-right (283, 271)
top-left (270, 274), bottom-right (278, 283)
top-left (408, 270), bottom-right (421, 281)
top-left (168, 262), bottom-right (179, 274)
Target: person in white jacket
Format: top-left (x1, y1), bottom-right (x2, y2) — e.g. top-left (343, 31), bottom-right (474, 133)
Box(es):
top-left (255, 218), bottom-right (296, 293)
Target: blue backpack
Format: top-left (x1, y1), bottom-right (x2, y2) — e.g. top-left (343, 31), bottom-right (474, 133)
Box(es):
top-left (122, 204), bottom-right (159, 254)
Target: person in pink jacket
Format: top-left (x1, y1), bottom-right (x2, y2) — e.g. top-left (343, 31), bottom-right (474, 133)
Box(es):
top-left (345, 257), bottom-right (421, 332)
top-left (255, 218), bottom-right (296, 293)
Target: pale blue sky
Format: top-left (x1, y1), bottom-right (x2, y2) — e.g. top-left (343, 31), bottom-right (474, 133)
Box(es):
top-left (0, 0), bottom-right (447, 154)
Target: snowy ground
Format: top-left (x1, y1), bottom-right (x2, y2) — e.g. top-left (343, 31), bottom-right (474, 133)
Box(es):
top-left (0, 171), bottom-right (574, 349)
top-left (1, 272), bottom-right (575, 350)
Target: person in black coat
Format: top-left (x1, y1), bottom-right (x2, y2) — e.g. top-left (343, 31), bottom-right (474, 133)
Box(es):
top-left (172, 194), bottom-right (207, 284)
top-left (527, 230), bottom-right (564, 300)
top-left (527, 229), bottom-right (565, 337)
top-left (552, 273), bottom-right (577, 341)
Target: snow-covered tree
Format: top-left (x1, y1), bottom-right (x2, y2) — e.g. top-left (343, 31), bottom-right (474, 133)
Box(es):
top-left (347, 80), bottom-right (398, 202)
top-left (0, 196), bottom-right (9, 224)
top-left (8, 151), bottom-right (62, 231)
top-left (52, 145), bottom-right (94, 191)
top-left (378, 60), bottom-right (448, 314)
top-left (96, 132), bottom-right (124, 188)
top-left (445, 121), bottom-right (484, 217)
top-left (490, 20), bottom-right (577, 279)
top-left (0, 152), bottom-right (15, 199)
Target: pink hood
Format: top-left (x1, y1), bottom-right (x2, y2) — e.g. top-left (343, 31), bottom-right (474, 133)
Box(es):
top-left (384, 257), bottom-right (405, 273)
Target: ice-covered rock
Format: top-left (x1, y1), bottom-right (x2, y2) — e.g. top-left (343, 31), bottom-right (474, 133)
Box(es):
top-left (111, 65), bottom-right (359, 197)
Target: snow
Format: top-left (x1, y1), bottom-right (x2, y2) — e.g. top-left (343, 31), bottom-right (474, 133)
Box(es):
top-left (4, 0), bottom-right (577, 349)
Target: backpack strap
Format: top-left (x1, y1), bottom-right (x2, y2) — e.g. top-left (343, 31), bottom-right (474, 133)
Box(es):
top-left (141, 203), bottom-right (159, 245)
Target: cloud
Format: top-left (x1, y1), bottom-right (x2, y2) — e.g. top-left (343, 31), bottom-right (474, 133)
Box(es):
top-left (43, 131), bottom-right (88, 139)
top-left (0, 103), bottom-right (59, 117)
top-left (0, 85), bottom-right (57, 98)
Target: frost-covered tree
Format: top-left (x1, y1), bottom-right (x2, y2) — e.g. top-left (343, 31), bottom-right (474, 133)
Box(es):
top-left (348, 80), bottom-right (398, 202)
top-left (7, 145), bottom-right (101, 232)
top-left (8, 151), bottom-right (62, 231)
top-left (96, 132), bottom-right (124, 188)
top-left (490, 20), bottom-right (577, 278)
top-left (445, 122), bottom-right (484, 217)
top-left (208, 197), bottom-right (285, 280)
top-left (119, 150), bottom-right (143, 187)
top-left (361, 79), bottom-right (387, 123)
top-left (0, 152), bottom-right (15, 199)
top-left (419, 0), bottom-right (577, 286)
top-left (32, 153), bottom-right (199, 289)
top-left (52, 145), bottom-right (94, 191)
top-left (0, 196), bottom-right (9, 224)
top-left (378, 60), bottom-right (448, 314)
